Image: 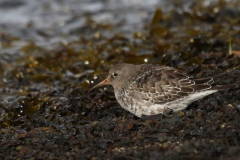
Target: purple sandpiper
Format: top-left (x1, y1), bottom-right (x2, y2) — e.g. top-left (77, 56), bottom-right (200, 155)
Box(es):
top-left (90, 63), bottom-right (239, 117)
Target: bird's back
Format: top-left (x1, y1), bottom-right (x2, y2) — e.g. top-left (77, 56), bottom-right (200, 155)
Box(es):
top-left (115, 64), bottom-right (238, 117)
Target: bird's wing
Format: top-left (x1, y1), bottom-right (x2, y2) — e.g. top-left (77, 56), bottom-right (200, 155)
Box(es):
top-left (130, 66), bottom-right (213, 104)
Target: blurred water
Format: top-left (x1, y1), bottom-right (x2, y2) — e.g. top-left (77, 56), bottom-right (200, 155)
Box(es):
top-left (0, 0), bottom-right (161, 48)
top-left (0, 0), bottom-right (224, 54)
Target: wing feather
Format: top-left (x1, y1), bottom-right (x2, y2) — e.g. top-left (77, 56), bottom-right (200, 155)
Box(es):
top-left (130, 65), bottom-right (215, 105)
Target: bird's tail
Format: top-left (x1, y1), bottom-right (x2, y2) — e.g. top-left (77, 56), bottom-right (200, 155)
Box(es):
top-left (211, 70), bottom-right (240, 90)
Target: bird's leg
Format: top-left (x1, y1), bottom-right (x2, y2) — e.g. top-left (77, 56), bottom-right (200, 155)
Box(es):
top-left (114, 115), bottom-right (121, 121)
top-left (163, 106), bottom-right (168, 113)
top-left (162, 106), bottom-right (175, 118)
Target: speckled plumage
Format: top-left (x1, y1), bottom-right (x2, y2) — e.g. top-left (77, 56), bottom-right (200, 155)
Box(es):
top-left (90, 63), bottom-right (237, 117)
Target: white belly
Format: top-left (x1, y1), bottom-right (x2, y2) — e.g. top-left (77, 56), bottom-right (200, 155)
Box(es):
top-left (116, 90), bottom-right (218, 117)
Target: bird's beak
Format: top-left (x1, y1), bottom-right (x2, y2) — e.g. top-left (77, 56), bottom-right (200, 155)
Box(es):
top-left (89, 77), bottom-right (110, 91)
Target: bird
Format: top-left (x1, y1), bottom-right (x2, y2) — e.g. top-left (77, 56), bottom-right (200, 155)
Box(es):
top-left (89, 63), bottom-right (239, 118)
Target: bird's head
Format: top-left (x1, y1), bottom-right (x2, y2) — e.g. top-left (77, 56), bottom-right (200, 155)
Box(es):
top-left (90, 63), bottom-right (138, 91)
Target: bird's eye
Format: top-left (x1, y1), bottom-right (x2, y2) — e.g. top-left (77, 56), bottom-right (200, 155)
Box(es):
top-left (113, 73), bottom-right (118, 76)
